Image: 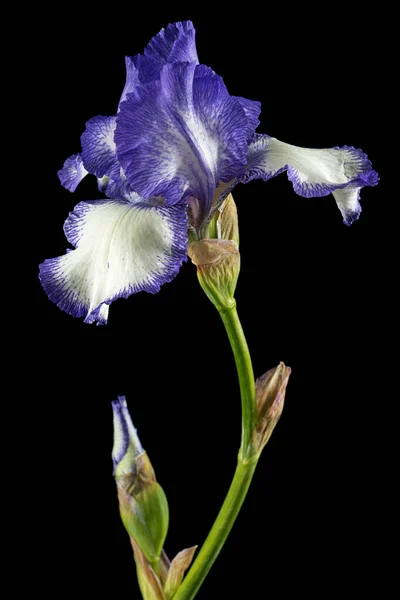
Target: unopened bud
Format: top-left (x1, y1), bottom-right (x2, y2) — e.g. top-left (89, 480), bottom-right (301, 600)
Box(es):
top-left (253, 363), bottom-right (291, 453)
top-left (112, 397), bottom-right (169, 569)
top-left (188, 239), bottom-right (240, 310)
top-left (213, 193), bottom-right (239, 244)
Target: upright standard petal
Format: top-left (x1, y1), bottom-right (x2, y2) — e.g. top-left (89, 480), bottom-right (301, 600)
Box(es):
top-left (116, 62), bottom-right (253, 227)
top-left (57, 154), bottom-right (88, 192)
top-left (120, 21), bottom-right (199, 93)
top-left (143, 20), bottom-right (198, 65)
top-left (242, 135), bottom-right (379, 225)
top-left (80, 115), bottom-right (121, 180)
top-left (39, 199), bottom-right (188, 325)
top-left (119, 56), bottom-right (140, 105)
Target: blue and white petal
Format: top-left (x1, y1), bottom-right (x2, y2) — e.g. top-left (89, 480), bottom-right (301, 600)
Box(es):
top-left (242, 135), bottom-right (379, 224)
top-left (81, 115), bottom-right (120, 180)
top-left (39, 199), bottom-right (188, 325)
top-left (119, 57), bottom-right (140, 105)
top-left (143, 20), bottom-right (198, 65)
top-left (115, 62), bottom-right (251, 226)
top-left (119, 21), bottom-right (199, 96)
top-left (112, 396), bottom-right (143, 473)
top-left (101, 170), bottom-right (135, 200)
top-left (234, 97), bottom-right (261, 141)
top-left (58, 154), bottom-right (88, 192)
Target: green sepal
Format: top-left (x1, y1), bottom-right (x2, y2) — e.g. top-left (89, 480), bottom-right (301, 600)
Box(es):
top-left (188, 239), bottom-right (240, 311)
top-left (119, 479), bottom-right (169, 566)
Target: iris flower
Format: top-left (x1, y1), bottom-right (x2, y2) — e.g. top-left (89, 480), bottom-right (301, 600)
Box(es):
top-left (40, 21), bottom-right (378, 325)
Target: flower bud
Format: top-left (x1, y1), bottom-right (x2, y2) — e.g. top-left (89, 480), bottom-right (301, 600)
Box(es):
top-left (189, 194), bottom-right (240, 310)
top-left (112, 397), bottom-right (169, 570)
top-left (208, 193), bottom-right (239, 244)
top-left (252, 363), bottom-right (291, 453)
top-left (188, 239), bottom-right (240, 310)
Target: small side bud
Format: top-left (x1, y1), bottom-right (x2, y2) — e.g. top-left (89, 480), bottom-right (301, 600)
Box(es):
top-left (188, 239), bottom-right (240, 310)
top-left (164, 546), bottom-right (198, 599)
top-left (253, 363), bottom-right (291, 453)
top-left (216, 193), bottom-right (239, 245)
top-left (112, 397), bottom-right (169, 569)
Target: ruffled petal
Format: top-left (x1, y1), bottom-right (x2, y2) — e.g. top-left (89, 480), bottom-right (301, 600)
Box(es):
top-left (242, 135), bottom-right (379, 224)
top-left (143, 20), bottom-right (198, 65)
top-left (57, 154), bottom-right (88, 192)
top-left (115, 62), bottom-right (252, 227)
top-left (119, 21), bottom-right (199, 100)
top-left (39, 199), bottom-right (188, 325)
top-left (81, 115), bottom-right (121, 179)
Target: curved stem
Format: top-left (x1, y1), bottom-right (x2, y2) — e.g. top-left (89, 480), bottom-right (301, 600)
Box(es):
top-left (218, 302), bottom-right (257, 459)
top-left (173, 303), bottom-right (258, 600)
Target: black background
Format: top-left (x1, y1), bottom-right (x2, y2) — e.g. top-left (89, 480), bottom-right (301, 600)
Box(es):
top-left (29, 4), bottom-right (393, 598)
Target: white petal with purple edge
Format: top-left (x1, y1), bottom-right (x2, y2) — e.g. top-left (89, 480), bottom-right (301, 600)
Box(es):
top-left (81, 115), bottom-right (121, 179)
top-left (58, 154), bottom-right (88, 192)
top-left (242, 135), bottom-right (379, 225)
top-left (39, 199), bottom-right (188, 325)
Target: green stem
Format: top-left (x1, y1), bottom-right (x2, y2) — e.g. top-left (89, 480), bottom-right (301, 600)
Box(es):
top-left (218, 302), bottom-right (257, 459)
top-left (173, 303), bottom-right (258, 600)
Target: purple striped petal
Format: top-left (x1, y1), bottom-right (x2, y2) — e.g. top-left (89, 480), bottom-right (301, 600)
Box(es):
top-left (242, 135), bottom-right (379, 225)
top-left (119, 57), bottom-right (140, 105)
top-left (119, 21), bottom-right (199, 100)
top-left (58, 154), bottom-right (88, 192)
top-left (81, 115), bottom-right (121, 180)
top-left (144, 20), bottom-right (198, 65)
top-left (234, 97), bottom-right (261, 141)
top-left (112, 396), bottom-right (143, 473)
top-left (101, 170), bottom-right (135, 201)
top-left (116, 62), bottom-right (254, 227)
top-left (39, 199), bottom-right (188, 325)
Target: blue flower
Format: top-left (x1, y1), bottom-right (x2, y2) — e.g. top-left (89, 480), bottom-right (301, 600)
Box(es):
top-left (40, 21), bottom-right (378, 325)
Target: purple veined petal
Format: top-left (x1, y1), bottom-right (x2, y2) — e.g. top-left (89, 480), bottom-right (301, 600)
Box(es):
top-left (242, 134), bottom-right (379, 225)
top-left (234, 97), bottom-right (261, 141)
top-left (103, 173), bottom-right (133, 200)
top-left (97, 168), bottom-right (136, 201)
top-left (119, 57), bottom-right (140, 105)
top-left (81, 115), bottom-right (121, 180)
top-left (118, 21), bottom-right (199, 105)
top-left (112, 396), bottom-right (143, 473)
top-left (58, 154), bottom-right (88, 192)
top-left (97, 175), bottom-right (111, 193)
top-left (144, 20), bottom-right (199, 65)
top-left (115, 62), bottom-right (252, 228)
top-left (39, 199), bottom-right (188, 325)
